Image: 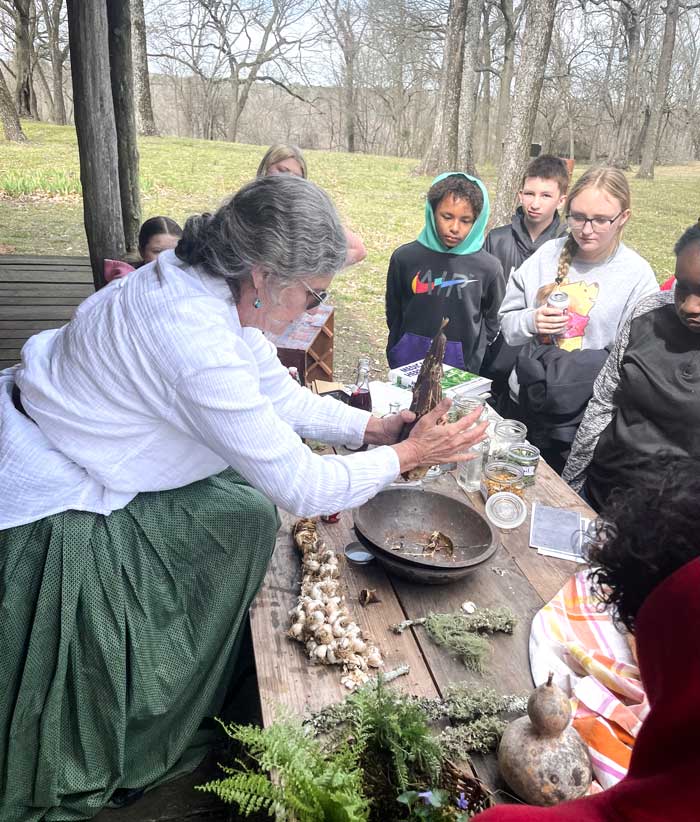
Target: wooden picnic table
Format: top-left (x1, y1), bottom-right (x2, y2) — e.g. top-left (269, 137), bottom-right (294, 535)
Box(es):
top-left (250, 453), bottom-right (594, 797)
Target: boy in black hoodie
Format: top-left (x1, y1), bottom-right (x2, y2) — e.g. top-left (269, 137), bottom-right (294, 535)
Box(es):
top-left (385, 172), bottom-right (504, 373)
top-left (482, 155), bottom-right (569, 410)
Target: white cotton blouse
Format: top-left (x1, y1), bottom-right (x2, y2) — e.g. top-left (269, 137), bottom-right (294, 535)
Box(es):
top-left (0, 250), bottom-right (401, 530)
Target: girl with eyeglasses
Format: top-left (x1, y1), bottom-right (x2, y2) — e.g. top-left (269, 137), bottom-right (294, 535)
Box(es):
top-left (497, 167), bottom-right (658, 471)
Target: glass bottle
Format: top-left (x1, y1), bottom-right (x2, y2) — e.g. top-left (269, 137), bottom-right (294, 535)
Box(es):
top-left (348, 357), bottom-right (372, 412)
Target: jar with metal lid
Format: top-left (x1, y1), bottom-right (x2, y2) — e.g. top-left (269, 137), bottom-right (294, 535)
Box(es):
top-left (490, 419), bottom-right (527, 459)
top-left (505, 444), bottom-right (541, 487)
top-left (480, 460), bottom-right (525, 501)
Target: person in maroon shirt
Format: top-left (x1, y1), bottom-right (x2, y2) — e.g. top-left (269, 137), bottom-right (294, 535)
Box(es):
top-left (475, 454), bottom-right (700, 822)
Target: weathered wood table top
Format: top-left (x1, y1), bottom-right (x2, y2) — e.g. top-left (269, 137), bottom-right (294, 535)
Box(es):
top-left (250, 459), bottom-right (594, 794)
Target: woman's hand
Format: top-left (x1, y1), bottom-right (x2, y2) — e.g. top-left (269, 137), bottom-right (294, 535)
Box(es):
top-left (534, 305), bottom-right (569, 336)
top-left (391, 399), bottom-right (488, 474)
top-left (364, 409), bottom-right (416, 446)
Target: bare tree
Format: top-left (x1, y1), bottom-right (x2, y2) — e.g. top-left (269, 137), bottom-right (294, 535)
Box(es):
top-left (637, 0), bottom-right (680, 177)
top-left (607, 0), bottom-right (650, 168)
top-left (457, 0), bottom-right (483, 173)
top-left (318, 0), bottom-right (367, 153)
top-left (419, 0), bottom-right (467, 173)
top-left (131, 0), bottom-right (157, 135)
top-left (6, 0), bottom-right (36, 116)
top-left (492, 0), bottom-right (523, 160)
top-left (491, 0), bottom-right (558, 227)
top-left (36, 0), bottom-right (68, 124)
top-left (0, 60), bottom-right (26, 138)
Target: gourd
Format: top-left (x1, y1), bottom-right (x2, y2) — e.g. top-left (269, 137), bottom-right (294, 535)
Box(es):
top-left (399, 317), bottom-right (448, 481)
top-left (497, 673), bottom-right (592, 805)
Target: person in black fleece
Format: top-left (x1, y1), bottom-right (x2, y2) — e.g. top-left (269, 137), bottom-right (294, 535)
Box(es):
top-left (482, 156), bottom-right (569, 413)
top-left (385, 172), bottom-right (504, 372)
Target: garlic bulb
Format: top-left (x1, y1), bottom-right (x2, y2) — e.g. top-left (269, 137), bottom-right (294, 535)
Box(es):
top-left (289, 518), bottom-right (384, 690)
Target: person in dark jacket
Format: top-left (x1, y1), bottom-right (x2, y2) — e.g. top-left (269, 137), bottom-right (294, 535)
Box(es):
top-left (516, 345), bottom-right (608, 473)
top-left (484, 155), bottom-right (569, 281)
top-left (482, 156), bottom-right (569, 412)
top-left (385, 172), bottom-right (504, 372)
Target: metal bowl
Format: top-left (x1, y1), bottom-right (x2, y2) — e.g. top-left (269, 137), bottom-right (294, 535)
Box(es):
top-left (352, 486), bottom-right (497, 585)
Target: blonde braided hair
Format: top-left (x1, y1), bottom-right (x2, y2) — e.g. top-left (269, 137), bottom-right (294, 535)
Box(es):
top-left (535, 166), bottom-right (631, 306)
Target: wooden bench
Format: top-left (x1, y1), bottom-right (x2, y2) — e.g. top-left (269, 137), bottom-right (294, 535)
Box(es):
top-left (0, 255), bottom-right (94, 369)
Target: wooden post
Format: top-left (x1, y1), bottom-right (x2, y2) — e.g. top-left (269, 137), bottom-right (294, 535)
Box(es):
top-left (107, 0), bottom-right (141, 253)
top-left (67, 0), bottom-right (125, 289)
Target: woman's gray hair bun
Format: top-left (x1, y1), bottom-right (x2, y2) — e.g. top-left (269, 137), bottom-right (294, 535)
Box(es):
top-left (175, 176), bottom-right (347, 299)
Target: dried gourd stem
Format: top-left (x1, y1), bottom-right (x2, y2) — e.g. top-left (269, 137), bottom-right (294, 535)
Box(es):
top-left (546, 671), bottom-right (554, 687)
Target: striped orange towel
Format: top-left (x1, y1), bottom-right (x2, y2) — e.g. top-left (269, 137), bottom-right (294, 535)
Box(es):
top-left (529, 570), bottom-right (648, 790)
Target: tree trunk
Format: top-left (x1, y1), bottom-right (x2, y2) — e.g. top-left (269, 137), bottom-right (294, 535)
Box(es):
top-left (419, 0), bottom-right (468, 174)
top-left (107, 0), bottom-right (141, 253)
top-left (637, 0), bottom-right (679, 178)
top-left (479, 3), bottom-right (492, 162)
top-left (49, 42), bottom-right (67, 124)
top-left (589, 22), bottom-right (617, 163)
top-left (131, 0), bottom-right (158, 135)
top-left (608, 4), bottom-right (641, 169)
top-left (493, 0), bottom-right (516, 163)
top-left (345, 43), bottom-right (356, 153)
top-left (13, 0), bottom-right (35, 117)
top-left (457, 0), bottom-right (482, 174)
top-left (0, 67), bottom-right (26, 140)
top-left (67, 0), bottom-right (125, 288)
top-left (491, 0), bottom-right (557, 228)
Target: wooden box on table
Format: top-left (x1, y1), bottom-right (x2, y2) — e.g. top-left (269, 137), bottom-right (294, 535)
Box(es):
top-left (267, 304), bottom-right (334, 386)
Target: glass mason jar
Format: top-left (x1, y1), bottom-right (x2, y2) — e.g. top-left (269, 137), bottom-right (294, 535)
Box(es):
top-left (490, 419), bottom-right (527, 459)
top-left (480, 460), bottom-right (525, 501)
top-left (447, 395), bottom-right (488, 476)
top-left (506, 444), bottom-right (541, 487)
top-left (448, 394), bottom-right (488, 423)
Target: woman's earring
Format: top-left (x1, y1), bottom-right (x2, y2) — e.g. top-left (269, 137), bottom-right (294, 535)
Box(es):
top-left (254, 296), bottom-right (262, 309)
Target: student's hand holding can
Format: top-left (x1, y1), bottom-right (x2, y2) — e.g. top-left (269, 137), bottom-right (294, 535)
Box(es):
top-left (534, 305), bottom-right (569, 335)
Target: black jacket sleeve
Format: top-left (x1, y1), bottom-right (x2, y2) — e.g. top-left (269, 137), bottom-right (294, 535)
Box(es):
top-left (482, 261), bottom-right (506, 345)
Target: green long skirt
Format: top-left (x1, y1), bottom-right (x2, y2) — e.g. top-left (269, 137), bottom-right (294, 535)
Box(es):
top-left (0, 470), bottom-right (278, 821)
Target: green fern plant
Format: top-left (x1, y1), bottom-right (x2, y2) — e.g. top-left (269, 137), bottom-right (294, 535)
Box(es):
top-left (343, 676), bottom-right (443, 793)
top-left (197, 717), bottom-right (369, 822)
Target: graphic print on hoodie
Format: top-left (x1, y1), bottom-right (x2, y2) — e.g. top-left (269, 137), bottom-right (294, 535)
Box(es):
top-left (385, 173), bottom-right (505, 372)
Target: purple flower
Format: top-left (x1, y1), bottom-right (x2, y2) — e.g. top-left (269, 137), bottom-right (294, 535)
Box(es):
top-left (456, 791), bottom-right (469, 810)
top-left (418, 790), bottom-right (434, 805)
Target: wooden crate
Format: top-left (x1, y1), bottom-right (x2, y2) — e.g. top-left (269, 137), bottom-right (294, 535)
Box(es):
top-left (267, 305), bottom-right (334, 386)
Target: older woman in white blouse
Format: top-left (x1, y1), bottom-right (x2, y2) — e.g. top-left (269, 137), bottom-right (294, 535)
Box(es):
top-left (0, 175), bottom-right (485, 820)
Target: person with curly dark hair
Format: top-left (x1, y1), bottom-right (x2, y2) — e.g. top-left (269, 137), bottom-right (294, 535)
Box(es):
top-left (475, 454), bottom-right (700, 821)
top-left (385, 172), bottom-right (504, 371)
top-left (563, 220), bottom-right (700, 509)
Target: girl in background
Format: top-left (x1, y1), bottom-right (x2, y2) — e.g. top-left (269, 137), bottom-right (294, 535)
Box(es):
top-left (257, 143), bottom-right (366, 267)
top-left (104, 216), bottom-right (183, 282)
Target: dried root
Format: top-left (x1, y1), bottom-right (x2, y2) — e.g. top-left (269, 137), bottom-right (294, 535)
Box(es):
top-left (289, 519), bottom-right (384, 690)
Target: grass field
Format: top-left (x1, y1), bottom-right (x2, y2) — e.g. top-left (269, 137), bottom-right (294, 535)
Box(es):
top-left (2, 121), bottom-right (699, 380)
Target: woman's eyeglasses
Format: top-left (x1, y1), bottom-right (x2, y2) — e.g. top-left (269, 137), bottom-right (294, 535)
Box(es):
top-left (301, 280), bottom-right (329, 309)
top-left (566, 212), bottom-right (623, 232)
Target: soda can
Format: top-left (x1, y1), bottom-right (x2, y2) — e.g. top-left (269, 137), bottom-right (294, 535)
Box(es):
top-left (547, 290), bottom-right (569, 314)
